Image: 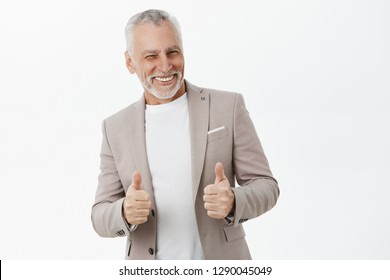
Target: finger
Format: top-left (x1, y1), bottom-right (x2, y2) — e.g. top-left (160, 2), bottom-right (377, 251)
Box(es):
top-left (124, 208), bottom-right (150, 224)
top-left (130, 209), bottom-right (150, 220)
top-left (204, 184), bottom-right (219, 195)
top-left (131, 171), bottom-right (143, 191)
top-left (130, 216), bottom-right (148, 225)
top-left (132, 191), bottom-right (150, 201)
top-left (135, 208), bottom-right (150, 217)
top-left (134, 200), bottom-right (152, 209)
top-left (203, 193), bottom-right (217, 203)
top-left (204, 202), bottom-right (218, 211)
top-left (207, 210), bottom-right (224, 219)
top-left (214, 162), bottom-right (226, 184)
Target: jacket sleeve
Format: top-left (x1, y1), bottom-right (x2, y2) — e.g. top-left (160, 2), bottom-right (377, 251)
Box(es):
top-left (231, 94), bottom-right (280, 226)
top-left (91, 120), bottom-right (132, 237)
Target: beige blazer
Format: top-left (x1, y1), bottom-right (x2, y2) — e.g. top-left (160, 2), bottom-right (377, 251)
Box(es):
top-left (91, 81), bottom-right (279, 259)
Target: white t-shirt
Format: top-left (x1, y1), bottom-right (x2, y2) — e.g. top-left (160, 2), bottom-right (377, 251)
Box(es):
top-left (145, 93), bottom-right (204, 260)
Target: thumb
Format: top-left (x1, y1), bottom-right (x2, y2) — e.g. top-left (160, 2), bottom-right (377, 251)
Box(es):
top-left (131, 171), bottom-right (142, 191)
top-left (214, 162), bottom-right (226, 184)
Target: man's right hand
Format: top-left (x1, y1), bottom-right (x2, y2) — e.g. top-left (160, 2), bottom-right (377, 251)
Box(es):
top-left (123, 171), bottom-right (151, 225)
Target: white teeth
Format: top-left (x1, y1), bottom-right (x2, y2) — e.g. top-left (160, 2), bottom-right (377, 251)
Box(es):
top-left (155, 75), bottom-right (174, 82)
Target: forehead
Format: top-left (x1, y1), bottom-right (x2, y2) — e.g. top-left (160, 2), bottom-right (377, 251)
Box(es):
top-left (132, 21), bottom-right (182, 54)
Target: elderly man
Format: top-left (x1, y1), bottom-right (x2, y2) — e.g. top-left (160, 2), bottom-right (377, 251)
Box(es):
top-left (91, 9), bottom-right (279, 260)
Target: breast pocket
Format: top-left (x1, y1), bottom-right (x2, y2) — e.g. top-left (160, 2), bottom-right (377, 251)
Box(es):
top-left (207, 126), bottom-right (229, 143)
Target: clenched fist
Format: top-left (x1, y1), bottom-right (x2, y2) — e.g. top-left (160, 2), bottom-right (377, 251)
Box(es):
top-left (203, 162), bottom-right (235, 219)
top-left (123, 171), bottom-right (152, 225)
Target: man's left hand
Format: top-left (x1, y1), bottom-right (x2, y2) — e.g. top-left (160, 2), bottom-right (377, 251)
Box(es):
top-left (203, 162), bottom-right (235, 219)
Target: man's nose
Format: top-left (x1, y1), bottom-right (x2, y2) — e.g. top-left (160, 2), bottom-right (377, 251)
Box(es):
top-left (158, 56), bottom-right (172, 73)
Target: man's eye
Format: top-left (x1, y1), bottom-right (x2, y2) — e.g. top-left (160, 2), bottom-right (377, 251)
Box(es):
top-left (145, 55), bottom-right (157, 59)
top-left (167, 50), bottom-right (179, 56)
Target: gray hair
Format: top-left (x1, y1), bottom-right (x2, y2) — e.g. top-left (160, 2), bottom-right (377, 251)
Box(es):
top-left (125, 9), bottom-right (182, 56)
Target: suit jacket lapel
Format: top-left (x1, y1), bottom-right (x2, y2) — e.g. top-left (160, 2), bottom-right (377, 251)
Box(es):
top-left (128, 96), bottom-right (155, 204)
top-left (187, 81), bottom-right (209, 203)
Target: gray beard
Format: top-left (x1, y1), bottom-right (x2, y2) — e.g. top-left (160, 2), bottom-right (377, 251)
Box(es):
top-left (143, 72), bottom-right (183, 100)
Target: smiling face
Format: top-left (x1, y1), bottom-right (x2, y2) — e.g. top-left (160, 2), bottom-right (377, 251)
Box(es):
top-left (125, 20), bottom-right (185, 104)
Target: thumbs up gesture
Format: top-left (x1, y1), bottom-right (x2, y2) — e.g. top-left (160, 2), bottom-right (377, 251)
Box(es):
top-left (203, 162), bottom-right (235, 219)
top-left (123, 171), bottom-right (152, 225)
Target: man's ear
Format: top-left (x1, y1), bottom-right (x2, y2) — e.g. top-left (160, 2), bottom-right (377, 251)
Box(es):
top-left (124, 51), bottom-right (136, 74)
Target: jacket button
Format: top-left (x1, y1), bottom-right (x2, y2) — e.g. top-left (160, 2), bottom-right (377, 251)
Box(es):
top-left (151, 209), bottom-right (155, 217)
top-left (148, 248), bottom-right (154, 255)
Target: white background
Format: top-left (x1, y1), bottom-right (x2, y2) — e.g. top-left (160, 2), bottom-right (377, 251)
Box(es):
top-left (0, 0), bottom-right (389, 259)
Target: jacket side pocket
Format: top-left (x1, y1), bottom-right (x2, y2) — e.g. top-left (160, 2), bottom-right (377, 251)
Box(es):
top-left (223, 225), bottom-right (246, 242)
top-left (127, 239), bottom-right (132, 257)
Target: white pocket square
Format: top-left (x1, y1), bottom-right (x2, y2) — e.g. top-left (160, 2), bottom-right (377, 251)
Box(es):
top-left (208, 126), bottom-right (226, 134)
